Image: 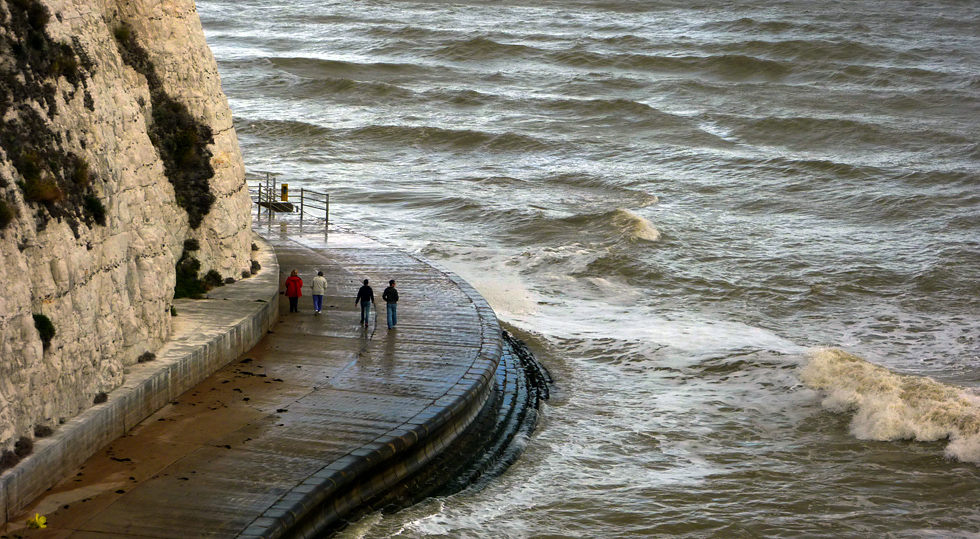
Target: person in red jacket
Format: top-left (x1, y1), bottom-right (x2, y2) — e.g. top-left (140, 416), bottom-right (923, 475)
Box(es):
top-left (285, 269), bottom-right (303, 313)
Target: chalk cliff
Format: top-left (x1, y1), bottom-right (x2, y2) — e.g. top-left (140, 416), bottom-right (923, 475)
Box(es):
top-left (0, 0), bottom-right (251, 452)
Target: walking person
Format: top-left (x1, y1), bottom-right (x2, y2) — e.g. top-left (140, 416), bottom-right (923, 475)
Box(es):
top-left (285, 270), bottom-right (303, 313)
top-left (355, 279), bottom-right (374, 327)
top-left (382, 279), bottom-right (398, 329)
top-left (311, 271), bottom-right (328, 315)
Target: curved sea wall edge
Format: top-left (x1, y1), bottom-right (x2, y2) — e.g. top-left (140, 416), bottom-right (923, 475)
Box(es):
top-left (240, 236), bottom-right (504, 539)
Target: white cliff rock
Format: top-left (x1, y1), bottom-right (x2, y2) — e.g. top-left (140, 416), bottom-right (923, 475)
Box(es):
top-left (0, 0), bottom-right (251, 452)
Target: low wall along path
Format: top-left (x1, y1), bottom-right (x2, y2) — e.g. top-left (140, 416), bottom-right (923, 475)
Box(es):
top-left (4, 218), bottom-right (502, 538)
top-left (0, 232), bottom-right (280, 526)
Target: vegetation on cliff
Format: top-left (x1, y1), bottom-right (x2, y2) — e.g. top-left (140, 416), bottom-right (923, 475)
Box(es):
top-left (114, 24), bottom-right (216, 229)
top-left (173, 238), bottom-right (229, 299)
top-left (32, 313), bottom-right (54, 349)
top-left (0, 0), bottom-right (106, 233)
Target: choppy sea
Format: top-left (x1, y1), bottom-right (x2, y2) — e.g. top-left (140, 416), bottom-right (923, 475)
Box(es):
top-left (197, 0), bottom-right (980, 536)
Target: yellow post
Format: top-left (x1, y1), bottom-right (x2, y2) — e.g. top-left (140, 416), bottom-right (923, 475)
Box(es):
top-left (281, 183), bottom-right (289, 202)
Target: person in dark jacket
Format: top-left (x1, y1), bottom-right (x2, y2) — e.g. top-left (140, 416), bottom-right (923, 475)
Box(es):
top-left (355, 279), bottom-right (374, 327)
top-left (382, 279), bottom-right (398, 329)
top-left (285, 270), bottom-right (303, 313)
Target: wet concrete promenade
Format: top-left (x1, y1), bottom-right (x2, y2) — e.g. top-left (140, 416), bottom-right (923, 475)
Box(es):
top-left (10, 220), bottom-right (501, 538)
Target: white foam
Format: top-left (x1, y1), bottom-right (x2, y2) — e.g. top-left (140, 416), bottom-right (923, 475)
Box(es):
top-left (513, 298), bottom-right (804, 359)
top-left (426, 241), bottom-right (804, 360)
top-left (801, 348), bottom-right (980, 463)
top-left (435, 254), bottom-right (538, 317)
top-left (697, 120), bottom-right (739, 142)
top-left (434, 245), bottom-right (802, 358)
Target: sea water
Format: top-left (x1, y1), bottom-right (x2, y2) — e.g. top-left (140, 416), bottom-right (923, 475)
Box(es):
top-left (197, 0), bottom-right (980, 536)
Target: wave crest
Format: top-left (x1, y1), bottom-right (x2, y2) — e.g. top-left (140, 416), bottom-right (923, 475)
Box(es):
top-left (351, 125), bottom-right (554, 152)
top-left (801, 348), bottom-right (980, 462)
top-left (611, 209), bottom-right (660, 242)
top-left (544, 49), bottom-right (790, 79)
top-left (434, 37), bottom-right (539, 61)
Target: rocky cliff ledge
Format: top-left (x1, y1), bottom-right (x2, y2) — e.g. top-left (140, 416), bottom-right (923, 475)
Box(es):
top-left (0, 0), bottom-right (251, 456)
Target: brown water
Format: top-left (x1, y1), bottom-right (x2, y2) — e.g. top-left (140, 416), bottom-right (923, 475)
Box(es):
top-left (197, 0), bottom-right (980, 536)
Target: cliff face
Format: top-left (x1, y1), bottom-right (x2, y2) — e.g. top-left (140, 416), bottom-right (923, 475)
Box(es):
top-left (0, 0), bottom-right (251, 450)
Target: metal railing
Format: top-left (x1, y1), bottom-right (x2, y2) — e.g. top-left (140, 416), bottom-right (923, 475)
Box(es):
top-left (249, 172), bottom-right (329, 231)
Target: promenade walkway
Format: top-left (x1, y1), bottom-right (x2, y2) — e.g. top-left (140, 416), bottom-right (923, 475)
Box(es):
top-left (9, 219), bottom-right (501, 538)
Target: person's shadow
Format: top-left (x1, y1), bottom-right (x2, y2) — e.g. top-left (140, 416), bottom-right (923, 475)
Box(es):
top-left (382, 329), bottom-right (397, 377)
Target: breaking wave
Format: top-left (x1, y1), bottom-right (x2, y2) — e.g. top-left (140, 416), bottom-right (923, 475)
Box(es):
top-left (291, 77), bottom-right (415, 100)
top-left (548, 51), bottom-right (791, 80)
top-left (433, 37), bottom-right (540, 61)
top-left (711, 38), bottom-right (889, 62)
top-left (801, 348), bottom-right (980, 462)
top-left (611, 209), bottom-right (661, 242)
top-left (269, 56), bottom-right (452, 79)
top-left (350, 125), bottom-right (555, 152)
top-left (507, 207), bottom-right (660, 246)
top-left (237, 118), bottom-right (334, 139)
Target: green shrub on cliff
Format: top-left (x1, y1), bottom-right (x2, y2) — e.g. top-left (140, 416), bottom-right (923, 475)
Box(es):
top-left (114, 24), bottom-right (215, 229)
top-left (71, 156), bottom-right (91, 186)
top-left (83, 194), bottom-right (106, 226)
top-left (14, 436), bottom-right (33, 458)
top-left (0, 0), bottom-right (104, 233)
top-left (174, 254), bottom-right (205, 299)
top-left (32, 313), bottom-right (55, 349)
top-left (0, 450), bottom-right (20, 471)
top-left (0, 198), bottom-right (19, 230)
top-left (21, 175), bottom-right (63, 204)
top-left (203, 269), bottom-right (224, 289)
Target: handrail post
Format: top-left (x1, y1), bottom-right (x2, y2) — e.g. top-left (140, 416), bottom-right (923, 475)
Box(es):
top-left (325, 193), bottom-right (329, 233)
top-left (300, 188), bottom-right (305, 224)
top-left (266, 174), bottom-right (271, 220)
